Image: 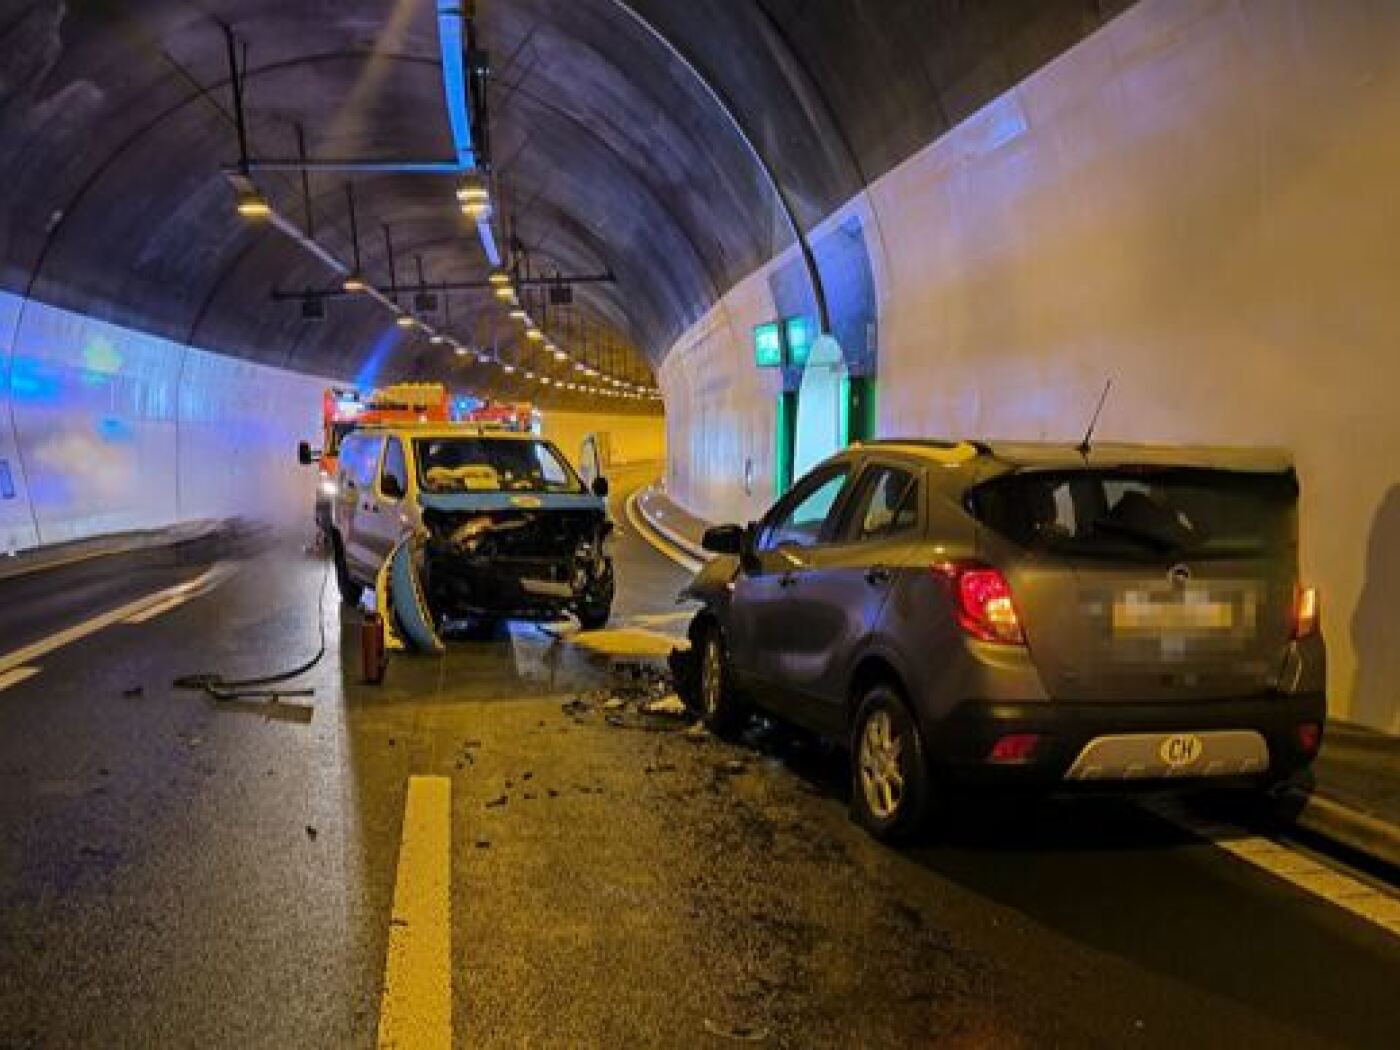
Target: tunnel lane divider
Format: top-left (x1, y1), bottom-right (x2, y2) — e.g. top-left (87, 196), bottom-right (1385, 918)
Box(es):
top-left (0, 667), bottom-right (42, 694)
top-left (378, 775), bottom-right (453, 1050)
top-left (624, 488), bottom-right (705, 574)
top-left (1145, 799), bottom-right (1400, 939)
top-left (0, 563), bottom-right (237, 677)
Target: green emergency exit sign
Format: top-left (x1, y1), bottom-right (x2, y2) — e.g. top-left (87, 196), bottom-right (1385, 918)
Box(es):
top-left (753, 322), bottom-right (783, 368)
top-left (784, 315), bottom-right (813, 368)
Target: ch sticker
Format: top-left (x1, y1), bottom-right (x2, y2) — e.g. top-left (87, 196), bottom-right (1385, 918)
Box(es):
top-left (1159, 733), bottom-right (1204, 768)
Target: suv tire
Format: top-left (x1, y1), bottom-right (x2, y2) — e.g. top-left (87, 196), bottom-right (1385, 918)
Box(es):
top-left (331, 531), bottom-right (364, 607)
top-left (850, 685), bottom-right (931, 843)
top-left (696, 623), bottom-right (749, 739)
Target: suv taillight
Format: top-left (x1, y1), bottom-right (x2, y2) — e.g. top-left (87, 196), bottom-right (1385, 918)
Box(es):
top-left (935, 563), bottom-right (1025, 645)
top-left (1293, 586), bottom-right (1319, 640)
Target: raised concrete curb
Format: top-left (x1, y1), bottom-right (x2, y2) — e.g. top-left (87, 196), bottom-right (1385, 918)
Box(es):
top-left (630, 484), bottom-right (712, 565)
top-left (1294, 792), bottom-right (1400, 875)
top-left (0, 518), bottom-right (266, 582)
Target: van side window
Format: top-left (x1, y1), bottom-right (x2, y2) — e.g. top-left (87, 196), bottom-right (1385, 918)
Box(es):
top-left (381, 438), bottom-right (408, 498)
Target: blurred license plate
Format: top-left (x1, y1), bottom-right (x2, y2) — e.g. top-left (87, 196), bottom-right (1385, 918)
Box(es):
top-left (1112, 598), bottom-right (1234, 631)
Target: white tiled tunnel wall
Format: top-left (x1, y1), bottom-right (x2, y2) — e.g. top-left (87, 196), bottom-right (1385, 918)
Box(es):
top-left (1, 289), bottom-right (330, 548)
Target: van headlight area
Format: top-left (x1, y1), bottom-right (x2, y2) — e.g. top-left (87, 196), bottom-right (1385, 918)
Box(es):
top-left (318, 476), bottom-right (338, 498)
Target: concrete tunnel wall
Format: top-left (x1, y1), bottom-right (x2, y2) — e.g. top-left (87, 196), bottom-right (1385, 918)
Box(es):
top-left (0, 288), bottom-right (665, 555)
top-left (0, 288), bottom-right (332, 552)
top-left (659, 0), bottom-right (1400, 734)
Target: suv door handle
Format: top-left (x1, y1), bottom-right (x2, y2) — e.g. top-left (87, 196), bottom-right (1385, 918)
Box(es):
top-left (779, 572), bottom-right (799, 589)
top-left (865, 566), bottom-right (892, 586)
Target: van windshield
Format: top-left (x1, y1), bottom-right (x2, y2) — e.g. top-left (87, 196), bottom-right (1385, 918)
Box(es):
top-left (414, 437), bottom-right (583, 495)
top-left (967, 467), bottom-right (1297, 559)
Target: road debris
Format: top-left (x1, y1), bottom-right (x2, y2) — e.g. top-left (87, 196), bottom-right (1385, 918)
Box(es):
top-left (485, 794), bottom-right (508, 808)
top-left (121, 686), bottom-right (144, 699)
top-left (642, 693), bottom-right (688, 717)
top-left (305, 825), bottom-right (318, 840)
top-left (718, 759), bottom-right (747, 776)
top-left (602, 697), bottom-right (626, 712)
top-left (683, 724), bottom-right (710, 743)
top-left (702, 1019), bottom-right (769, 1042)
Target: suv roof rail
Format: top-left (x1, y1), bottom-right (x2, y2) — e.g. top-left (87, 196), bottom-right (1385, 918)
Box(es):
top-left (851, 438), bottom-right (986, 464)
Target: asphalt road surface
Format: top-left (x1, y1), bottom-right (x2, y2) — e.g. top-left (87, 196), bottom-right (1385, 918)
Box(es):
top-left (1, 465), bottom-right (1398, 1048)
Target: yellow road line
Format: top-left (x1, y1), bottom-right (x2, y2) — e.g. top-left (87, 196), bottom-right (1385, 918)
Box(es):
top-left (0, 666), bottom-right (41, 693)
top-left (0, 564), bottom-right (233, 675)
top-left (122, 593), bottom-right (193, 624)
top-left (1147, 799), bottom-right (1400, 939)
top-left (378, 775), bottom-right (452, 1049)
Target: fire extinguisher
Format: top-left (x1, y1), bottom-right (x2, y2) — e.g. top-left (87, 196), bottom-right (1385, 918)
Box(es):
top-left (361, 611), bottom-right (387, 684)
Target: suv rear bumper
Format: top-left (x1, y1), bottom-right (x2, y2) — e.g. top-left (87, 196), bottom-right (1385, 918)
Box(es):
top-left (930, 692), bottom-right (1325, 788)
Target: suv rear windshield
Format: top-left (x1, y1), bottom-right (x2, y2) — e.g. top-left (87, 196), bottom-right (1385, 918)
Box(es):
top-left (414, 437), bottom-right (583, 495)
top-left (967, 467), bottom-right (1297, 560)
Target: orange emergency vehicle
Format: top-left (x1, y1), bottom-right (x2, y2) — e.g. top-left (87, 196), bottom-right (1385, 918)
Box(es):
top-left (298, 383), bottom-right (450, 531)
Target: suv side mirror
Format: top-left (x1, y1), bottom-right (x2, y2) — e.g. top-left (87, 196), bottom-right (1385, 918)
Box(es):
top-left (591, 476), bottom-right (610, 499)
top-left (702, 524), bottom-right (745, 556)
top-left (297, 440), bottom-right (316, 466)
top-left (381, 475), bottom-right (405, 500)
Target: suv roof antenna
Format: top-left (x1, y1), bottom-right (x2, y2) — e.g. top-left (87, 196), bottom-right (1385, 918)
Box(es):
top-left (1076, 379), bottom-right (1113, 460)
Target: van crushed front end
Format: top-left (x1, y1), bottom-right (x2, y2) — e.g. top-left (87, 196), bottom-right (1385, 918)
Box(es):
top-left (417, 492), bottom-right (615, 625)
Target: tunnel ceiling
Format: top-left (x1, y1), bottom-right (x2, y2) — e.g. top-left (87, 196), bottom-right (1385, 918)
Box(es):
top-left (0, 0), bottom-right (1134, 399)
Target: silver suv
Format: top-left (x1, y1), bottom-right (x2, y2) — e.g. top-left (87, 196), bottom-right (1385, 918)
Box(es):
top-left (683, 440), bottom-right (1325, 842)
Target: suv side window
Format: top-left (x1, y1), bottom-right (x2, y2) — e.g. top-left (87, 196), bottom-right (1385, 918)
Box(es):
top-left (758, 465), bottom-right (852, 551)
top-left (380, 437), bottom-right (408, 499)
top-left (840, 465), bottom-right (918, 542)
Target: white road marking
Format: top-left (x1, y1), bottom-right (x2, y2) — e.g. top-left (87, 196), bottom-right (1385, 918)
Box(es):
top-left (0, 666), bottom-right (41, 693)
top-left (1147, 799), bottom-right (1400, 939)
top-left (0, 563), bottom-right (236, 676)
top-left (378, 775), bottom-right (452, 1049)
top-left (624, 491), bottom-right (702, 573)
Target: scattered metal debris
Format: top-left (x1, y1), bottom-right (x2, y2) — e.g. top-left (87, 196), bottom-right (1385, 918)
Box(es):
top-left (305, 825), bottom-right (318, 840)
top-left (121, 686), bottom-right (144, 699)
top-left (642, 694), bottom-right (687, 717)
top-left (486, 794), bottom-right (508, 808)
top-left (718, 759), bottom-right (748, 776)
top-left (702, 1019), bottom-right (769, 1042)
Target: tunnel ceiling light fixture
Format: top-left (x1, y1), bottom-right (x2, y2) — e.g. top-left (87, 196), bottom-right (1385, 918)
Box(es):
top-left (509, 305), bottom-right (527, 321)
top-left (235, 187), bottom-right (272, 220)
top-left (525, 326), bottom-right (543, 342)
top-left (457, 173), bottom-right (491, 219)
top-left (493, 284), bottom-right (516, 302)
top-left (553, 349), bottom-right (568, 362)
top-left (488, 267), bottom-right (511, 288)
top-left (502, 363), bottom-right (516, 374)
top-left (430, 333), bottom-right (445, 344)
top-left (395, 314), bottom-right (416, 329)
top-left (342, 274), bottom-right (367, 293)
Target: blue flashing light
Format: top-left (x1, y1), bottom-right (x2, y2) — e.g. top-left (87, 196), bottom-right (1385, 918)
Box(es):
top-left (6, 356), bottom-right (61, 403)
top-left (98, 416), bottom-right (134, 443)
top-left (353, 326), bottom-right (406, 391)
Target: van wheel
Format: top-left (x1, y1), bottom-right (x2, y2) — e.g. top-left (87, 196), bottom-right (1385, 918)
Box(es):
top-left (696, 624), bottom-right (748, 739)
top-left (330, 532), bottom-right (364, 607)
top-left (576, 560), bottom-right (615, 630)
top-left (850, 685), bottom-right (931, 844)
